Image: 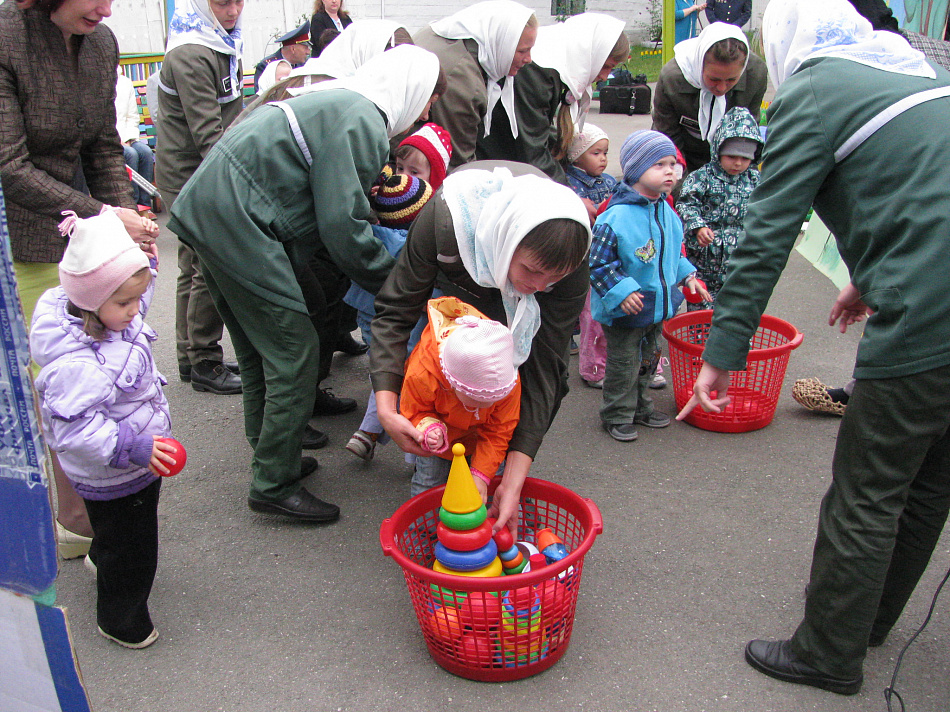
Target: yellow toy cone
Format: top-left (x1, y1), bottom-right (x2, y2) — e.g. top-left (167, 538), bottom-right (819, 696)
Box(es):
top-left (441, 443), bottom-right (483, 514)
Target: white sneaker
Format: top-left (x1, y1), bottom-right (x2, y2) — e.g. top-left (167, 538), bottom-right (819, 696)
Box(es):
top-left (98, 627), bottom-right (159, 649)
top-left (649, 358), bottom-right (668, 389)
top-left (56, 521), bottom-right (92, 560)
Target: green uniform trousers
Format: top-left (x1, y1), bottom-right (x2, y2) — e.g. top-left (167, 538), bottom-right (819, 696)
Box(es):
top-left (198, 258), bottom-right (319, 501)
top-left (165, 190), bottom-right (225, 370)
top-left (791, 362), bottom-right (950, 679)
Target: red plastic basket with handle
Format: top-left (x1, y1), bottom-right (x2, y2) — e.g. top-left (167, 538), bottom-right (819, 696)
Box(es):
top-left (663, 310), bottom-right (803, 433)
top-left (379, 477), bottom-right (602, 681)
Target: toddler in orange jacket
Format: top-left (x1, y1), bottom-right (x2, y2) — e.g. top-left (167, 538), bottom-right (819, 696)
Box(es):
top-left (400, 296), bottom-right (521, 500)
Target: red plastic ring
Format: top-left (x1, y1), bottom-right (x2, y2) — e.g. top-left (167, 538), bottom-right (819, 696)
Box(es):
top-left (437, 520), bottom-right (493, 551)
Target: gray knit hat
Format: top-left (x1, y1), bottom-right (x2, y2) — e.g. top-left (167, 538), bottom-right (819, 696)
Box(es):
top-left (619, 130), bottom-right (676, 185)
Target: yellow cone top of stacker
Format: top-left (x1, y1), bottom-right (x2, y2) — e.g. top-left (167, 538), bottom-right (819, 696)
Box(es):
top-left (440, 443), bottom-right (483, 515)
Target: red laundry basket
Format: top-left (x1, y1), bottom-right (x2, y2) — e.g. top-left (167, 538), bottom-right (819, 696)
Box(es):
top-left (663, 310), bottom-right (803, 433)
top-left (379, 477), bottom-right (602, 681)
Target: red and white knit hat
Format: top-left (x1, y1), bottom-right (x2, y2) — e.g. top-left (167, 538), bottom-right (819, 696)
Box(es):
top-left (397, 122), bottom-right (453, 190)
top-left (58, 210), bottom-right (149, 311)
top-left (440, 315), bottom-right (517, 403)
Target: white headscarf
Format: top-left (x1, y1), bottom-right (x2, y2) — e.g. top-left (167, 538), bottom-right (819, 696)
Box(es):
top-left (165, 0), bottom-right (244, 102)
top-left (296, 44), bottom-right (440, 138)
top-left (258, 59), bottom-right (291, 94)
top-left (762, 0), bottom-right (936, 88)
top-left (430, 0), bottom-right (535, 138)
top-left (674, 22), bottom-right (749, 141)
top-left (441, 168), bottom-right (591, 367)
top-left (529, 13), bottom-right (626, 132)
top-left (291, 19), bottom-right (407, 80)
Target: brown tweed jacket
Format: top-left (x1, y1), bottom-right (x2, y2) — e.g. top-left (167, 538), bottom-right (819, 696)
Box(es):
top-left (0, 2), bottom-right (135, 263)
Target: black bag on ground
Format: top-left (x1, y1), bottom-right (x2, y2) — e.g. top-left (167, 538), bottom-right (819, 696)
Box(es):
top-left (599, 83), bottom-right (652, 115)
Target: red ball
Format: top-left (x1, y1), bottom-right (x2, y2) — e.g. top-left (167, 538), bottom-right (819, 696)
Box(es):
top-left (459, 591), bottom-right (502, 631)
top-left (491, 520), bottom-right (515, 551)
top-left (683, 278), bottom-right (707, 304)
top-left (457, 632), bottom-right (498, 668)
top-left (155, 437), bottom-right (186, 476)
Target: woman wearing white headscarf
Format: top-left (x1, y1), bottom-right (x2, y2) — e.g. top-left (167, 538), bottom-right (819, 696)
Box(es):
top-left (168, 45), bottom-right (444, 522)
top-left (235, 20), bottom-right (413, 121)
top-left (678, 0), bottom-right (950, 695)
top-left (371, 163), bottom-right (591, 533)
top-left (476, 12), bottom-right (628, 184)
top-left (652, 21), bottom-right (767, 173)
top-left (156, 0), bottom-right (245, 395)
top-left (414, 0), bottom-right (537, 169)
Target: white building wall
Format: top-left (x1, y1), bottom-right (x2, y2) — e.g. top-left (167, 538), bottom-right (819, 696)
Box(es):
top-left (101, 0), bottom-right (771, 68)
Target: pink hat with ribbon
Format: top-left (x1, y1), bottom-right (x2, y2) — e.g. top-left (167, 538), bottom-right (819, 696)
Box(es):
top-left (439, 315), bottom-right (517, 403)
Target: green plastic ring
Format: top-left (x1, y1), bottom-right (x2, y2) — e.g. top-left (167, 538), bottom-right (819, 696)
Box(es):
top-left (438, 505), bottom-right (487, 531)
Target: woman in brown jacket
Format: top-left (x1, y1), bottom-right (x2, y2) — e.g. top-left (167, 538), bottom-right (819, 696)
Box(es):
top-left (0, 0), bottom-right (157, 559)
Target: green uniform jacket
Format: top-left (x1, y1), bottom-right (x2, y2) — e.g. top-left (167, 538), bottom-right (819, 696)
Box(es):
top-left (476, 62), bottom-right (567, 184)
top-left (155, 43), bottom-right (244, 195)
top-left (370, 183), bottom-right (588, 459)
top-left (651, 53), bottom-right (767, 174)
top-left (704, 57), bottom-right (950, 380)
top-left (413, 27), bottom-right (486, 169)
top-left (167, 89), bottom-right (395, 314)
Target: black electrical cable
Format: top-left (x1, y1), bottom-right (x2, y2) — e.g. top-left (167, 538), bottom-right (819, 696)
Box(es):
top-left (883, 565), bottom-right (950, 712)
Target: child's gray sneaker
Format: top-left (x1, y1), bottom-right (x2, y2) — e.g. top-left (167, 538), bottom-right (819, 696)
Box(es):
top-left (634, 411), bottom-right (671, 428)
top-left (605, 423), bottom-right (639, 441)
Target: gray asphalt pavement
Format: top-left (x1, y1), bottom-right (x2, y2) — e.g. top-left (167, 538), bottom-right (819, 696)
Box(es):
top-left (52, 103), bottom-right (949, 712)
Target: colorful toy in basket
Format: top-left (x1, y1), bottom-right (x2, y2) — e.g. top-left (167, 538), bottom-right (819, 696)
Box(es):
top-left (380, 475), bottom-right (604, 680)
top-left (432, 444), bottom-right (502, 577)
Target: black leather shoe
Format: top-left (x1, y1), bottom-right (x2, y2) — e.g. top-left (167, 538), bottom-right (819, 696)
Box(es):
top-left (247, 487), bottom-right (340, 522)
top-left (744, 640), bottom-right (862, 695)
top-left (191, 360), bottom-right (243, 395)
top-left (224, 360), bottom-right (240, 374)
top-left (299, 456), bottom-right (319, 477)
top-left (301, 425), bottom-right (329, 449)
top-left (313, 387), bottom-right (357, 416)
top-left (336, 333), bottom-right (369, 356)
top-left (179, 363), bottom-right (192, 383)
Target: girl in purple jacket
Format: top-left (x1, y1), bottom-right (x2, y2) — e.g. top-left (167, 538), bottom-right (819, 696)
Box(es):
top-left (30, 210), bottom-right (177, 649)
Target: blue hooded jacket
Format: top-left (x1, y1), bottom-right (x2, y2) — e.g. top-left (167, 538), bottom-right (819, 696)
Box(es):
top-left (589, 183), bottom-right (695, 327)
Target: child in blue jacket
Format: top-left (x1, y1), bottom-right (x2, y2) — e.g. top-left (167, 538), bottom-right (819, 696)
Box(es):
top-left (590, 130), bottom-right (709, 442)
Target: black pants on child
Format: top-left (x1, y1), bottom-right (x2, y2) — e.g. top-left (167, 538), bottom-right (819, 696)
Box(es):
top-left (83, 479), bottom-right (161, 644)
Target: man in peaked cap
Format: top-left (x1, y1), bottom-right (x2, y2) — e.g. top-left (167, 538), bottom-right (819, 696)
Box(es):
top-left (253, 20), bottom-right (312, 93)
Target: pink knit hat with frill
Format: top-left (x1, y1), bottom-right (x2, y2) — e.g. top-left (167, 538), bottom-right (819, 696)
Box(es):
top-left (439, 315), bottom-right (517, 403)
top-left (58, 210), bottom-right (149, 311)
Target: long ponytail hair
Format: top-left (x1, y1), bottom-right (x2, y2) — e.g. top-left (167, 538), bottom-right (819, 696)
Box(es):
top-left (553, 30), bottom-right (629, 161)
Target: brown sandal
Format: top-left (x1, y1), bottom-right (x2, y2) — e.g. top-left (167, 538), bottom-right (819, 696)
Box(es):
top-left (792, 378), bottom-right (846, 416)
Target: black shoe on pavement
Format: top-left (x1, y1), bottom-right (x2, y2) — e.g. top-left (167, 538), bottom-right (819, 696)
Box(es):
top-left (336, 333), bottom-right (369, 356)
top-left (224, 360), bottom-right (240, 375)
top-left (299, 456), bottom-right (319, 477)
top-left (247, 487), bottom-right (340, 522)
top-left (313, 387), bottom-right (357, 416)
top-left (744, 640), bottom-right (862, 695)
top-left (302, 425), bottom-right (329, 449)
top-left (179, 363), bottom-right (192, 383)
top-left (191, 360), bottom-right (243, 395)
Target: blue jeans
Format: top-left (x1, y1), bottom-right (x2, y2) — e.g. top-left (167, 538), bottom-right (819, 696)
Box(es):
top-left (123, 140), bottom-right (154, 206)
